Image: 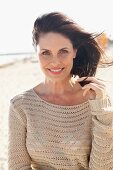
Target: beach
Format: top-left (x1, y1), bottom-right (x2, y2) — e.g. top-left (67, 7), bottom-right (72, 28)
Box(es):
top-left (0, 58), bottom-right (44, 170)
top-left (0, 57), bottom-right (113, 170)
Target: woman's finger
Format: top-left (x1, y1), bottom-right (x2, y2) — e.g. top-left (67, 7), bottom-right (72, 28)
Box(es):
top-left (82, 83), bottom-right (106, 98)
top-left (82, 83), bottom-right (106, 92)
top-left (82, 87), bottom-right (91, 97)
top-left (77, 76), bottom-right (106, 87)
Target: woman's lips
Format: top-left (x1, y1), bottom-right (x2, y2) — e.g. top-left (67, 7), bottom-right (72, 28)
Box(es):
top-left (48, 68), bottom-right (64, 74)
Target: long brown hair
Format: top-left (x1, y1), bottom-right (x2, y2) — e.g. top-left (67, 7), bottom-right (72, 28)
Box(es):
top-left (32, 12), bottom-right (110, 86)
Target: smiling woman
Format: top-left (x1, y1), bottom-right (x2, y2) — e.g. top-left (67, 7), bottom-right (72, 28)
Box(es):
top-left (8, 12), bottom-right (113, 170)
top-left (37, 32), bottom-right (76, 81)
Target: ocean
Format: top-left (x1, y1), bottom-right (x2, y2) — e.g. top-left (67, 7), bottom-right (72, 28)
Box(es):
top-left (0, 52), bottom-right (35, 66)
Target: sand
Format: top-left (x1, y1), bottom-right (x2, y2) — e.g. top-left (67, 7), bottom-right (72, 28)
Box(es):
top-left (0, 58), bottom-right (113, 170)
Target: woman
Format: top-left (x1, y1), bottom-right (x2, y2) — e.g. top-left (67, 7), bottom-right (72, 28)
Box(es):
top-left (8, 12), bottom-right (113, 170)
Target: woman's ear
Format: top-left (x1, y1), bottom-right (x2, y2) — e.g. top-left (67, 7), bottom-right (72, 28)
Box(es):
top-left (73, 49), bottom-right (77, 59)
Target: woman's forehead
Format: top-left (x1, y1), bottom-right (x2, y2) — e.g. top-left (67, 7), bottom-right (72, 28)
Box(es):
top-left (38, 32), bottom-right (73, 50)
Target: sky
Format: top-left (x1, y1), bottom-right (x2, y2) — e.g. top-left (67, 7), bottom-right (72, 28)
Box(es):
top-left (0, 0), bottom-right (113, 54)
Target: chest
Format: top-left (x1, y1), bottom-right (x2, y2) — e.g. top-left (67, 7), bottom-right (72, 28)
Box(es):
top-left (25, 100), bottom-right (92, 169)
top-left (39, 91), bottom-right (87, 106)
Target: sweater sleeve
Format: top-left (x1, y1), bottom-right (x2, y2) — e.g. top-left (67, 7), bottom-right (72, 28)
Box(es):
top-left (8, 99), bottom-right (32, 170)
top-left (88, 96), bottom-right (113, 170)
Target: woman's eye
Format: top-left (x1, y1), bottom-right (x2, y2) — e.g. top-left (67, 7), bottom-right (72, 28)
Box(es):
top-left (61, 50), bottom-right (68, 53)
top-left (42, 51), bottom-right (50, 56)
top-left (59, 50), bottom-right (69, 56)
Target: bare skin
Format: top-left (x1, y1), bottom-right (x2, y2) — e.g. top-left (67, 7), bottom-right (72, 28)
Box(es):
top-left (33, 77), bottom-right (90, 106)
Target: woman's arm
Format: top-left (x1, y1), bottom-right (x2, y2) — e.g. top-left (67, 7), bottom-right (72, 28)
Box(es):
top-left (88, 97), bottom-right (113, 170)
top-left (77, 76), bottom-right (113, 169)
top-left (8, 99), bottom-right (32, 170)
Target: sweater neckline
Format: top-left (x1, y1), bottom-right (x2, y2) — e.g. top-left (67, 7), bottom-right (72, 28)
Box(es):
top-left (31, 88), bottom-right (89, 109)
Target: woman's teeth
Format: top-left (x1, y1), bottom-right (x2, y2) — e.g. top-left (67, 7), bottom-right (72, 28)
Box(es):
top-left (50, 68), bottom-right (63, 72)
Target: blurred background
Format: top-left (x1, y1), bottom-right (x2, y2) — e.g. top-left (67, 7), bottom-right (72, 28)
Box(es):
top-left (0, 0), bottom-right (113, 169)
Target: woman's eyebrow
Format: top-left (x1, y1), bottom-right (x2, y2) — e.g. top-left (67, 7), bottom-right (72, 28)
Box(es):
top-left (59, 47), bottom-right (69, 50)
top-left (40, 47), bottom-right (69, 51)
top-left (58, 48), bottom-right (70, 52)
top-left (40, 49), bottom-right (49, 51)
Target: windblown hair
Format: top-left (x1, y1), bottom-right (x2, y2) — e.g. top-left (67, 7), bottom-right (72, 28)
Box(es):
top-left (32, 12), bottom-right (104, 86)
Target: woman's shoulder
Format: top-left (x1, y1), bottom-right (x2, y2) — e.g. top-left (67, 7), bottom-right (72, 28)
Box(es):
top-left (10, 88), bottom-right (34, 106)
top-left (9, 89), bottom-right (34, 124)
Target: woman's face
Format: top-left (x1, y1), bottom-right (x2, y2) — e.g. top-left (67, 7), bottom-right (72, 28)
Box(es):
top-left (37, 32), bottom-right (76, 82)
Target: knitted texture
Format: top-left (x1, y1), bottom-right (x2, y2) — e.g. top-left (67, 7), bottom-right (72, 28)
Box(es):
top-left (8, 89), bottom-right (113, 170)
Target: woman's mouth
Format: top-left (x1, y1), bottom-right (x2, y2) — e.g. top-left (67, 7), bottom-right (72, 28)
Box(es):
top-left (48, 68), bottom-right (64, 74)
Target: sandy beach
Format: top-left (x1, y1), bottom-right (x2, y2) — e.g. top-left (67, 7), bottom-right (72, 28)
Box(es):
top-left (0, 57), bottom-right (113, 170)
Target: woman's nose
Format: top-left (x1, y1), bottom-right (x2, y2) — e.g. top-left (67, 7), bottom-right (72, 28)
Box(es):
top-left (51, 55), bottom-right (60, 65)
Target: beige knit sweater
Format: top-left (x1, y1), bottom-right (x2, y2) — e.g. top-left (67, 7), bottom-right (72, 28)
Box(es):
top-left (8, 88), bottom-right (113, 170)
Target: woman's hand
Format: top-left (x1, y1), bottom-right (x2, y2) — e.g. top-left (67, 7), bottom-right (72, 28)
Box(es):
top-left (76, 76), bottom-right (107, 100)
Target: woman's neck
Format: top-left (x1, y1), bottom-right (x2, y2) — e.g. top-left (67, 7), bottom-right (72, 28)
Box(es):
top-left (41, 76), bottom-right (81, 96)
top-left (33, 76), bottom-right (87, 106)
